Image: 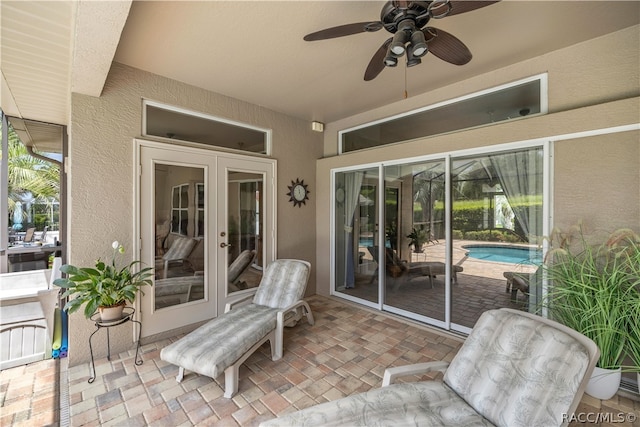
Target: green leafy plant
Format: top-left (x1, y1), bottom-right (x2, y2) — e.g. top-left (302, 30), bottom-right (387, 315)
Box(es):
top-left (54, 241), bottom-right (153, 318)
top-left (543, 225), bottom-right (640, 369)
top-left (626, 294), bottom-right (640, 373)
top-left (613, 234), bottom-right (640, 373)
top-left (406, 225), bottom-right (431, 253)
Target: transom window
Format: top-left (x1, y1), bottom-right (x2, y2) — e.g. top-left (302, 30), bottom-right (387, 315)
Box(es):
top-left (340, 74), bottom-right (547, 153)
top-left (143, 100), bottom-right (271, 155)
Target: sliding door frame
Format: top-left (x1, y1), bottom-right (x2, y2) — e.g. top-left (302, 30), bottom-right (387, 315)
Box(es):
top-left (331, 139), bottom-right (552, 332)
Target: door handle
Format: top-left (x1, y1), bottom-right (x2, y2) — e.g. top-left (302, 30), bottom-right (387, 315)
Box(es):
top-left (220, 242), bottom-right (231, 248)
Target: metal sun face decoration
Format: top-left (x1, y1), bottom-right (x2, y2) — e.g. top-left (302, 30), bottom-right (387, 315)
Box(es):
top-left (287, 178), bottom-right (310, 207)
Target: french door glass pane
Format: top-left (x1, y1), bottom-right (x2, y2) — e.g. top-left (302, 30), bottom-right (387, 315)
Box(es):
top-left (450, 148), bottom-right (543, 329)
top-left (155, 164), bottom-right (205, 310)
top-left (226, 172), bottom-right (263, 295)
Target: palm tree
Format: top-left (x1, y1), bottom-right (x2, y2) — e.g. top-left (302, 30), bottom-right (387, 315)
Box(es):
top-left (3, 121), bottom-right (60, 228)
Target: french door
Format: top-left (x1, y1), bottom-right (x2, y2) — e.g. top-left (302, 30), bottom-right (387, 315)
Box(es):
top-left (137, 140), bottom-right (275, 338)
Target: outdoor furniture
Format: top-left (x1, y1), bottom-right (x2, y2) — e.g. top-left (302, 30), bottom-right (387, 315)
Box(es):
top-left (36, 226), bottom-right (48, 243)
top-left (504, 266), bottom-right (541, 302)
top-left (157, 236), bottom-right (198, 279)
top-left (228, 249), bottom-right (256, 292)
top-left (6, 244), bottom-right (60, 272)
top-left (154, 275), bottom-right (204, 307)
top-left (160, 259), bottom-right (314, 398)
top-left (0, 257), bottom-right (61, 369)
top-left (420, 261), bottom-right (463, 288)
top-left (368, 246), bottom-right (463, 290)
top-left (22, 227), bottom-right (36, 243)
top-left (260, 308), bottom-right (599, 427)
top-left (155, 220), bottom-right (170, 256)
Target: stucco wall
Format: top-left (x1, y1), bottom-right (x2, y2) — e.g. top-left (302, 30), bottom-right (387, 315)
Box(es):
top-left (554, 130), bottom-right (640, 234)
top-left (315, 25), bottom-right (640, 297)
top-left (322, 25), bottom-right (640, 156)
top-left (68, 63), bottom-right (322, 366)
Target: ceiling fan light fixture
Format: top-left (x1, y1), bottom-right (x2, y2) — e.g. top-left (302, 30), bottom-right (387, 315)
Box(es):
top-left (410, 30), bottom-right (428, 57)
top-left (384, 43), bottom-right (401, 67)
top-left (384, 54), bottom-right (399, 67)
top-left (389, 30), bottom-right (409, 55)
top-left (406, 48), bottom-right (422, 67)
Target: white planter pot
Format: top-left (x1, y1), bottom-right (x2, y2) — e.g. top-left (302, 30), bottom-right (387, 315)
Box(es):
top-left (585, 366), bottom-right (621, 400)
top-left (98, 304), bottom-right (125, 322)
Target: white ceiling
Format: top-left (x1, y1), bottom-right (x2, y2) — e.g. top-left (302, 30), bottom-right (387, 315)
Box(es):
top-left (2, 1), bottom-right (639, 131)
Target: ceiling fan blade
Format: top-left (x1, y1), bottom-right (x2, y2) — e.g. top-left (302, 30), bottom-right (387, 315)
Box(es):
top-left (303, 21), bottom-right (383, 41)
top-left (364, 38), bottom-right (392, 81)
top-left (445, 1), bottom-right (500, 17)
top-left (424, 27), bottom-right (472, 65)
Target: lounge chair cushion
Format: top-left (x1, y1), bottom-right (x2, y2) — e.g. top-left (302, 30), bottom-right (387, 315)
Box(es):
top-left (163, 236), bottom-right (197, 262)
top-left (443, 309), bottom-right (592, 427)
top-left (160, 259), bottom-right (314, 398)
top-left (261, 382), bottom-right (494, 426)
top-left (228, 250), bottom-right (255, 284)
top-left (261, 308), bottom-right (597, 427)
top-left (253, 259), bottom-right (310, 309)
top-left (160, 303), bottom-right (278, 379)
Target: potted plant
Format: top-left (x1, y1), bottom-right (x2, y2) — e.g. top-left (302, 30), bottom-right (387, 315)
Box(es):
top-left (626, 295), bottom-right (640, 390)
top-left (54, 241), bottom-right (153, 321)
top-left (621, 236), bottom-right (640, 389)
top-left (543, 226), bottom-right (639, 400)
top-left (406, 225), bottom-right (430, 253)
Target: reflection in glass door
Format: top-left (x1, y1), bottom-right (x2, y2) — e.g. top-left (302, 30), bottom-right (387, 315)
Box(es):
top-left (332, 146), bottom-right (545, 333)
top-left (155, 164), bottom-right (205, 310)
top-left (139, 142), bottom-right (276, 338)
top-left (450, 148), bottom-right (543, 332)
top-left (139, 144), bottom-right (217, 338)
top-left (334, 168), bottom-right (379, 305)
top-left (382, 161), bottom-right (447, 326)
top-left (217, 157), bottom-right (275, 310)
top-left (225, 172), bottom-right (263, 295)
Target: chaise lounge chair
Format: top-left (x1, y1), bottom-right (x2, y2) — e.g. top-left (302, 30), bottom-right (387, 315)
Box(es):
top-left (228, 249), bottom-right (256, 292)
top-left (160, 259), bottom-right (314, 398)
top-left (368, 246), bottom-right (463, 290)
top-left (157, 236), bottom-right (198, 279)
top-left (260, 308), bottom-right (599, 427)
top-left (504, 266), bottom-right (541, 302)
top-left (22, 227), bottom-right (36, 243)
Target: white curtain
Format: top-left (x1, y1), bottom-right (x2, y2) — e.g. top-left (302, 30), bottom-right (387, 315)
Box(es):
top-left (343, 172), bottom-right (364, 288)
top-left (489, 149), bottom-right (543, 312)
top-left (489, 149), bottom-right (542, 240)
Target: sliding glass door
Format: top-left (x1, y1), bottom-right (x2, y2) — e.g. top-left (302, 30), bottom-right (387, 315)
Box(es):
top-left (381, 161), bottom-right (447, 326)
top-left (334, 168), bottom-right (380, 305)
top-left (333, 146), bottom-right (545, 332)
top-left (450, 148), bottom-right (543, 332)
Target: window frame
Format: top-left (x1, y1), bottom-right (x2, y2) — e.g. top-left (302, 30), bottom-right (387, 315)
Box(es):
top-left (339, 73), bottom-right (548, 154)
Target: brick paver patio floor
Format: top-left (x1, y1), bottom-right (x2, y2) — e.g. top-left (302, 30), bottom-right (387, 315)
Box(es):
top-left (2, 295), bottom-right (639, 426)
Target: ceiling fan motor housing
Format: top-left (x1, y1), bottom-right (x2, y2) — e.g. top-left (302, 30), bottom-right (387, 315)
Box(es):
top-left (380, 1), bottom-right (432, 33)
top-left (302, 0), bottom-right (492, 81)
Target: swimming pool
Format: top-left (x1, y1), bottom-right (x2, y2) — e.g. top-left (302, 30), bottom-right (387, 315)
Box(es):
top-left (463, 244), bottom-right (542, 265)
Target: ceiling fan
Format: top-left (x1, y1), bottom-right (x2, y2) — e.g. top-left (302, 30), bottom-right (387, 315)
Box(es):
top-left (304, 0), bottom-right (500, 81)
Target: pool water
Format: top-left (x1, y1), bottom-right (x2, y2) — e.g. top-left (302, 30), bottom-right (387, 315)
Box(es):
top-left (463, 244), bottom-right (542, 265)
